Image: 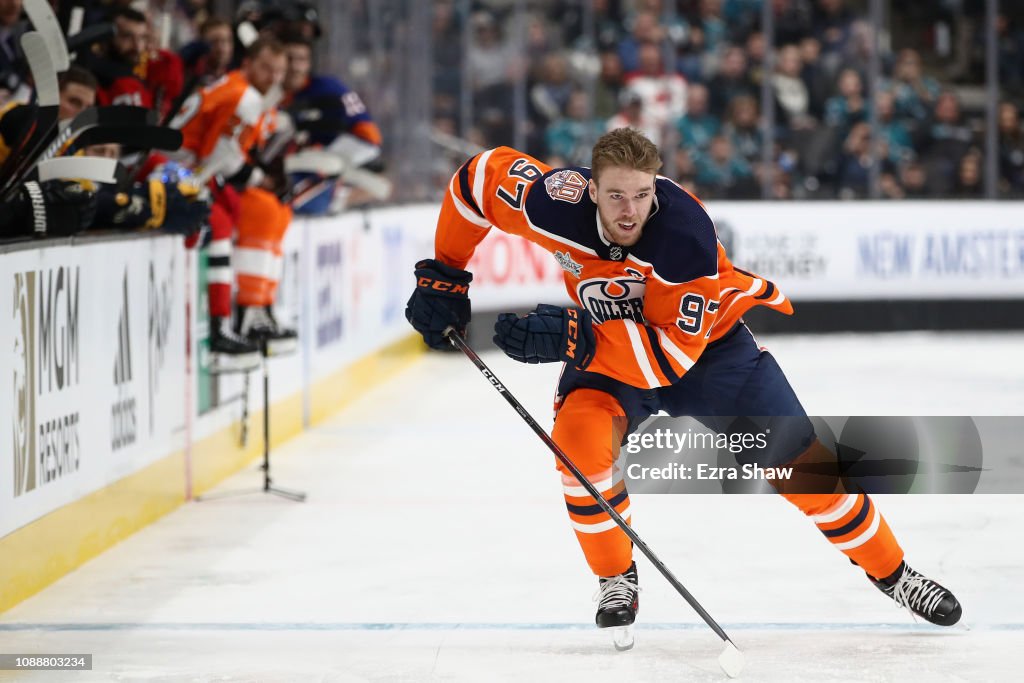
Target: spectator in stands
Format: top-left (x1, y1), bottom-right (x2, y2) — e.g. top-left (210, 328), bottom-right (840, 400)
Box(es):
top-left (676, 83), bottom-right (719, 152)
top-left (835, 121), bottom-right (875, 198)
top-left (432, 0), bottom-right (462, 103)
top-left (466, 11), bottom-right (518, 146)
top-left (898, 160), bottom-right (931, 199)
top-left (813, 0), bottom-right (855, 57)
top-left (606, 87), bottom-right (662, 146)
top-left (593, 51), bottom-right (626, 120)
top-left (697, 0), bottom-right (728, 55)
top-left (617, 11), bottom-right (664, 73)
top-left (921, 91), bottom-right (975, 192)
top-left (530, 52), bottom-right (576, 140)
top-left (998, 101), bottom-right (1024, 196)
top-left (888, 48), bottom-right (941, 125)
top-left (824, 68), bottom-right (867, 133)
top-left (694, 133), bottom-right (756, 198)
top-left (875, 90), bottom-right (914, 165)
top-left (545, 89), bottom-right (604, 166)
top-left (723, 94), bottom-right (762, 163)
top-left (952, 149), bottom-right (984, 198)
top-left (798, 36), bottom-right (831, 118)
top-left (774, 0), bottom-right (816, 47)
top-left (707, 46), bottom-right (756, 117)
top-left (744, 30), bottom-right (767, 87)
top-left (624, 42), bottom-right (688, 138)
top-left (996, 12), bottom-right (1024, 95)
top-left (772, 43), bottom-right (816, 134)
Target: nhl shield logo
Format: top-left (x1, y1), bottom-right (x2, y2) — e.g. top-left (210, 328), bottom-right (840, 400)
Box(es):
top-left (609, 245), bottom-right (624, 261)
top-left (554, 250), bottom-right (583, 278)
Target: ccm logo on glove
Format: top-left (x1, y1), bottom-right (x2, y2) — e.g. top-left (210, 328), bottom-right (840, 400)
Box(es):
top-left (416, 276), bottom-right (469, 295)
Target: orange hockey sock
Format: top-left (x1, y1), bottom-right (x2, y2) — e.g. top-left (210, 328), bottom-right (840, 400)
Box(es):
top-left (552, 389), bottom-right (633, 577)
top-left (783, 491), bottom-right (904, 580)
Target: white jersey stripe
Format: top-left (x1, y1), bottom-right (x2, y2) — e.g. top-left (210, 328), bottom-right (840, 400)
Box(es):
top-left (655, 327), bottom-right (696, 372)
top-left (472, 148), bottom-right (494, 212)
top-left (623, 320), bottom-right (660, 388)
top-left (448, 176), bottom-right (492, 228)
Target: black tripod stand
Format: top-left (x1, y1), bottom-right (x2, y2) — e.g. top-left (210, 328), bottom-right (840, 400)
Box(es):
top-left (198, 341), bottom-right (306, 503)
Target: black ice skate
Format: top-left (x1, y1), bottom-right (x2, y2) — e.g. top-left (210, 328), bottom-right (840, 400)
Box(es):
top-left (595, 561), bottom-right (639, 650)
top-left (869, 561), bottom-right (962, 626)
top-left (209, 316), bottom-right (260, 371)
top-left (237, 305), bottom-right (298, 356)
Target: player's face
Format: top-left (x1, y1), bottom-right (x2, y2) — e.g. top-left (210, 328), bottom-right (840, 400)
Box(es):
top-left (284, 44), bottom-right (312, 93)
top-left (246, 49), bottom-right (287, 95)
top-left (204, 26), bottom-right (234, 68)
top-left (58, 82), bottom-right (96, 122)
top-left (589, 165), bottom-right (656, 247)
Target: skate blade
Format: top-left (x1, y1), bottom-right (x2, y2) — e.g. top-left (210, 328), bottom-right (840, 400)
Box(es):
top-left (209, 352), bottom-right (261, 373)
top-left (612, 625), bottom-right (635, 651)
top-left (265, 339), bottom-right (298, 357)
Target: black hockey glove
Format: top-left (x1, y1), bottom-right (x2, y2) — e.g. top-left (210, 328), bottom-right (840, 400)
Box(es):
top-left (0, 180), bottom-right (97, 238)
top-left (405, 258), bottom-right (472, 349)
top-left (95, 179), bottom-right (211, 235)
top-left (493, 304), bottom-right (596, 369)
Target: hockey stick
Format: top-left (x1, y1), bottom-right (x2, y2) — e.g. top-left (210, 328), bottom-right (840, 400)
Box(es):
top-left (444, 329), bottom-right (746, 678)
top-left (71, 124), bottom-right (183, 152)
top-left (284, 149), bottom-right (392, 200)
top-left (1, 105), bottom-right (154, 198)
top-left (37, 156), bottom-right (118, 184)
top-left (0, 32), bottom-right (60, 193)
top-left (23, 0), bottom-right (70, 72)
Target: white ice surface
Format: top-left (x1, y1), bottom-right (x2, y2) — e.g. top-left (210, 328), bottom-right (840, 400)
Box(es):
top-left (1, 332), bottom-right (1023, 682)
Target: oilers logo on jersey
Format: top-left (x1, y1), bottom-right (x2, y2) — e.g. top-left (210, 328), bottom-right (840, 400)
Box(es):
top-left (577, 275), bottom-right (647, 325)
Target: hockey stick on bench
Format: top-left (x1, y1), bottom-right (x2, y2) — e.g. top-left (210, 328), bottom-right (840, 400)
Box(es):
top-left (444, 329), bottom-right (745, 678)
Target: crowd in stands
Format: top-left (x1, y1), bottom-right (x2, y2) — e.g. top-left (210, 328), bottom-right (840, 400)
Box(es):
top-left (431, 0), bottom-right (1024, 200)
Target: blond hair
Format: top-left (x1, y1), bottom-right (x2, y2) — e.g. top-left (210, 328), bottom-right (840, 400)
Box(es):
top-left (591, 128), bottom-right (662, 182)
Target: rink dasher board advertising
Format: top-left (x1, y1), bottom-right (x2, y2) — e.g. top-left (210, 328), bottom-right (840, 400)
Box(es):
top-left (0, 236), bottom-right (185, 538)
top-left (297, 205), bottom-right (434, 377)
top-left (710, 201), bottom-right (1024, 300)
top-left (454, 201), bottom-right (1024, 308)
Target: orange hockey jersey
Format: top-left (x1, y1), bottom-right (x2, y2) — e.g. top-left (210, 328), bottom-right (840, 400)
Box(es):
top-left (436, 146), bottom-right (792, 390)
top-left (168, 70), bottom-right (274, 176)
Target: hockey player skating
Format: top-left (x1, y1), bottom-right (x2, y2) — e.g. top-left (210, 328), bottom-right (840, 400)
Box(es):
top-left (406, 128), bottom-right (962, 648)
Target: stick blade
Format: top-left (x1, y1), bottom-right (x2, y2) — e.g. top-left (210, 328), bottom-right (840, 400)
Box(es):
top-left (20, 32), bottom-right (58, 106)
top-left (718, 640), bottom-right (745, 678)
top-left (23, 0), bottom-right (70, 71)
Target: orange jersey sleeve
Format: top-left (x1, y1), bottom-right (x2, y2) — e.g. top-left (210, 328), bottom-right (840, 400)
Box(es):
top-left (171, 71), bottom-right (267, 164)
top-left (435, 146), bottom-right (553, 268)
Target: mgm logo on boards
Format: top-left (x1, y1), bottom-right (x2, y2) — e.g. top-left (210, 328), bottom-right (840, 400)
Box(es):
top-left (12, 267), bottom-right (82, 498)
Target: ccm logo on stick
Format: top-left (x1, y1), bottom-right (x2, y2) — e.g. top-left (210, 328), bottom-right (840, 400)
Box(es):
top-left (482, 369), bottom-right (506, 393)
